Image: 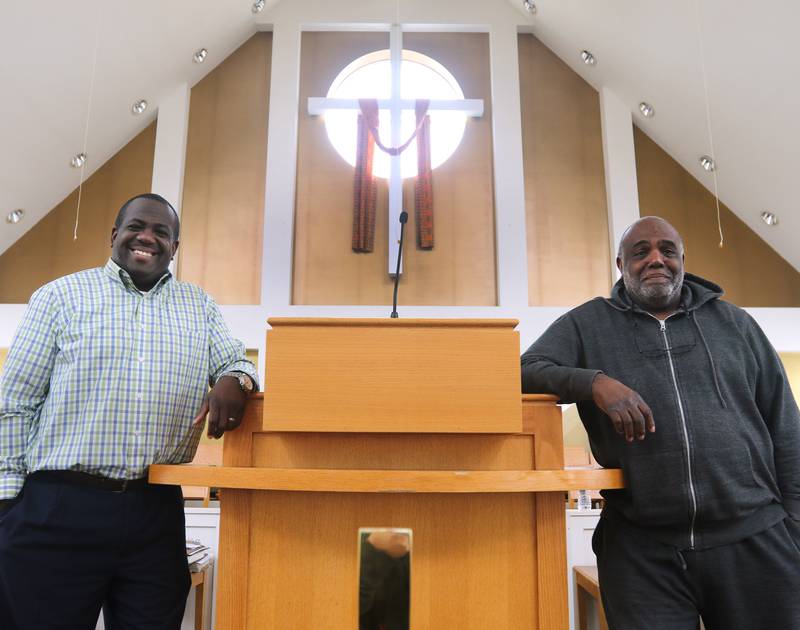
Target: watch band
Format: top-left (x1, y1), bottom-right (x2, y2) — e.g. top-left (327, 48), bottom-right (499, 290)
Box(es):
top-left (227, 371), bottom-right (254, 393)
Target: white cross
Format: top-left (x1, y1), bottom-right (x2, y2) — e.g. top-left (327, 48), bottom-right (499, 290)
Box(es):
top-left (307, 25), bottom-right (484, 275)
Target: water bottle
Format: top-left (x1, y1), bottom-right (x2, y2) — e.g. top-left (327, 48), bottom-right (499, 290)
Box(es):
top-left (577, 489), bottom-right (591, 510)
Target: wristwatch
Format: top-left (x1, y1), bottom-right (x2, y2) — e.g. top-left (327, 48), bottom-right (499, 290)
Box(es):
top-left (228, 372), bottom-right (254, 393)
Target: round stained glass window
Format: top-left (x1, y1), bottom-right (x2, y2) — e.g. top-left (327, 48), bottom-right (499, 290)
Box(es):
top-left (323, 49), bottom-right (466, 179)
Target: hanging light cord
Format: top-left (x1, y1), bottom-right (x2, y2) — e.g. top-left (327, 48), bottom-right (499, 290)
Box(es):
top-left (692, 0), bottom-right (724, 248)
top-left (74, 7), bottom-right (102, 241)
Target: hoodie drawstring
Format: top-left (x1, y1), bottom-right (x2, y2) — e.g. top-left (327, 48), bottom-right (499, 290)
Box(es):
top-left (689, 311), bottom-right (727, 409)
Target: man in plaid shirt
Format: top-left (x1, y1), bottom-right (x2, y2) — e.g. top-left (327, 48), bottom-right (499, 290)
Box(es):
top-left (0, 193), bottom-right (258, 629)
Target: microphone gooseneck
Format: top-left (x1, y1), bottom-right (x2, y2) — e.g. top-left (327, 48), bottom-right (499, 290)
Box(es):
top-left (390, 211), bottom-right (409, 318)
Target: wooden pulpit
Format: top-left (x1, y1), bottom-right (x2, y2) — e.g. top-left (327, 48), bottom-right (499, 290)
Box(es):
top-left (151, 318), bottom-right (622, 629)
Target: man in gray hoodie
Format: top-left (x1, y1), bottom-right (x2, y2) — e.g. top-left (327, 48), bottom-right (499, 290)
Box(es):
top-left (521, 217), bottom-right (800, 629)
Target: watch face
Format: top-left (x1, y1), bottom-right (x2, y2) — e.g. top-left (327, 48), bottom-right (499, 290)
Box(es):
top-left (239, 374), bottom-right (253, 392)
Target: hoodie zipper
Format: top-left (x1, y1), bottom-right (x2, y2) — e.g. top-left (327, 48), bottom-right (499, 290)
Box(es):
top-left (654, 315), bottom-right (698, 550)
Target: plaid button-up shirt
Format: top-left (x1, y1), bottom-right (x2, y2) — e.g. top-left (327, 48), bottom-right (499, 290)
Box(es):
top-left (0, 258), bottom-right (258, 499)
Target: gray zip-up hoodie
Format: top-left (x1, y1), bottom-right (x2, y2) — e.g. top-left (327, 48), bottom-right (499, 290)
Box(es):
top-left (521, 273), bottom-right (800, 550)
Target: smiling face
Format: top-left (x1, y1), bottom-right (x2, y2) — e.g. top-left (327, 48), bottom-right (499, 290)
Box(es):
top-left (617, 217), bottom-right (685, 314)
top-left (110, 197), bottom-right (179, 291)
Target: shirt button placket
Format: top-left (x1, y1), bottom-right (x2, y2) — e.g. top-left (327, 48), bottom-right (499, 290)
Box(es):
top-left (131, 295), bottom-right (145, 471)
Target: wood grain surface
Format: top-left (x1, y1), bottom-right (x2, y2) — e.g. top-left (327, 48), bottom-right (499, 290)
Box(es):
top-left (263, 318), bottom-right (523, 433)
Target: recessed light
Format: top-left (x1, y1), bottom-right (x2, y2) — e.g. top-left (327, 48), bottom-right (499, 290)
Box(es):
top-left (193, 48), bottom-right (208, 64)
top-left (131, 99), bottom-right (148, 115)
top-left (639, 102), bottom-right (655, 118)
top-left (252, 0), bottom-right (265, 13)
top-left (70, 153), bottom-right (86, 169)
top-left (760, 211), bottom-right (778, 226)
top-left (5, 209), bottom-right (24, 224)
top-left (699, 155), bottom-right (716, 172)
top-left (523, 0), bottom-right (537, 14)
top-left (581, 50), bottom-right (596, 66)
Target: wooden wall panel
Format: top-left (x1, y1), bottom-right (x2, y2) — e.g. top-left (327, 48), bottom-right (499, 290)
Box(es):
top-left (783, 353), bottom-right (800, 395)
top-left (245, 422), bottom-right (538, 629)
top-left (535, 492), bottom-right (569, 629)
top-left (634, 126), bottom-right (800, 306)
top-left (251, 433), bottom-right (535, 471)
top-left (518, 34), bottom-right (611, 306)
top-left (0, 124), bottom-right (156, 303)
top-left (178, 33), bottom-right (271, 305)
top-left (246, 492), bottom-right (537, 629)
top-left (293, 32), bottom-right (497, 306)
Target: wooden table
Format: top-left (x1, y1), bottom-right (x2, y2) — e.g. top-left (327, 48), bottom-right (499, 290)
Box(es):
top-left (574, 565), bottom-right (608, 630)
top-left (190, 564), bottom-right (210, 630)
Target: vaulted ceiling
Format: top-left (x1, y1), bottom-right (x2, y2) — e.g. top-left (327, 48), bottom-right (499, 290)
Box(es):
top-left (0, 0), bottom-right (264, 255)
top-left (1, 0), bottom-right (797, 271)
top-left (521, 0), bottom-right (800, 272)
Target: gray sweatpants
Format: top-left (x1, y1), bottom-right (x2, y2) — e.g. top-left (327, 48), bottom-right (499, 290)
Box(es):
top-left (593, 516), bottom-right (800, 630)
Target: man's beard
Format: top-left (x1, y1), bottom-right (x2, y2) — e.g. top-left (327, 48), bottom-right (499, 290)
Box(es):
top-left (623, 267), bottom-right (684, 311)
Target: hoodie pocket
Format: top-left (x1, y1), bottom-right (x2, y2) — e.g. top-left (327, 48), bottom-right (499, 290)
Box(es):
top-left (698, 443), bottom-right (769, 521)
top-left (625, 449), bottom-right (689, 526)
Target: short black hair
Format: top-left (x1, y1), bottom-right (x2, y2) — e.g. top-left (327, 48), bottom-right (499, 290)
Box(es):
top-left (114, 193), bottom-right (180, 239)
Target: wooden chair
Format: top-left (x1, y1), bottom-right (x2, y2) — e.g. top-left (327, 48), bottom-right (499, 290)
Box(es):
top-left (565, 446), bottom-right (603, 508)
top-left (565, 446), bottom-right (592, 467)
top-left (181, 443), bottom-right (223, 506)
top-left (190, 563), bottom-right (212, 630)
top-left (574, 565), bottom-right (608, 630)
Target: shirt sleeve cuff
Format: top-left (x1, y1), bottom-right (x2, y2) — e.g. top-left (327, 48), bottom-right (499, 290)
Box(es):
top-left (217, 363), bottom-right (260, 391)
top-left (572, 369), bottom-right (602, 402)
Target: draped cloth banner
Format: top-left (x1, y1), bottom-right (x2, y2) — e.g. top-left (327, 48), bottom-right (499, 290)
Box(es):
top-left (414, 100), bottom-right (433, 249)
top-left (352, 112), bottom-right (377, 252)
top-left (351, 99), bottom-right (434, 253)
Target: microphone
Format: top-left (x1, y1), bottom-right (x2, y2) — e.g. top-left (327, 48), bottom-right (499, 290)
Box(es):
top-left (390, 211), bottom-right (409, 318)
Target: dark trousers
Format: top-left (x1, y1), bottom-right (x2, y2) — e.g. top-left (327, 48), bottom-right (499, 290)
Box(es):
top-left (0, 472), bottom-right (190, 630)
top-left (594, 516), bottom-right (800, 630)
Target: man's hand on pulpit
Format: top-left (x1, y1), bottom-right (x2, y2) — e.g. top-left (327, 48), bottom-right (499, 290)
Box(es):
top-left (191, 375), bottom-right (249, 439)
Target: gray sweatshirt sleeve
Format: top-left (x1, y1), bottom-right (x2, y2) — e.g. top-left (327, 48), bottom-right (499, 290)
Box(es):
top-left (520, 313), bottom-right (601, 404)
top-left (744, 314), bottom-right (800, 520)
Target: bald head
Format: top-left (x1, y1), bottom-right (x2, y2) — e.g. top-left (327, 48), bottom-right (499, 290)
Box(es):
top-left (617, 217), bottom-right (683, 259)
top-left (616, 216), bottom-right (685, 314)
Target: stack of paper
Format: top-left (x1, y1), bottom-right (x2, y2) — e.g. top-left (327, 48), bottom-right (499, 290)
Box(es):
top-left (186, 539), bottom-right (211, 573)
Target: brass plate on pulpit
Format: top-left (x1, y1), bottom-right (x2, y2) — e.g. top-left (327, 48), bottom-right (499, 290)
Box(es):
top-left (358, 528), bottom-right (412, 630)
